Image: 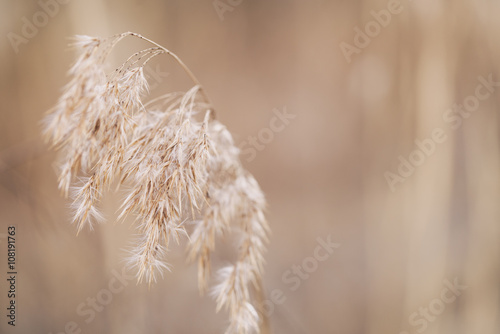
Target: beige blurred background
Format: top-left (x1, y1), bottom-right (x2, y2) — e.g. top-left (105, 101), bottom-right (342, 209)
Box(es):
top-left (1, 0), bottom-right (500, 333)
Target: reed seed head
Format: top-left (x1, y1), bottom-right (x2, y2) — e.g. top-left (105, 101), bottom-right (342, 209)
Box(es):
top-left (44, 32), bottom-right (269, 334)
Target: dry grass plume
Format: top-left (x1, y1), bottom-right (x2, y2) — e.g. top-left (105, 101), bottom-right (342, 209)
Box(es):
top-left (43, 32), bottom-right (270, 334)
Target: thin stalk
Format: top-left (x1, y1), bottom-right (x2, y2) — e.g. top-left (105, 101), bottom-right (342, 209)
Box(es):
top-left (256, 277), bottom-right (272, 334)
top-left (122, 32), bottom-right (215, 116)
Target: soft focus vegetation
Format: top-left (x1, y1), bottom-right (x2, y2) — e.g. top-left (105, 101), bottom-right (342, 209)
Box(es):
top-left (1, 1), bottom-right (499, 333)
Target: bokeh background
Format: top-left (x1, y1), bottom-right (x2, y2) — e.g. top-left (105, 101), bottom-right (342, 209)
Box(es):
top-left (1, 0), bottom-right (500, 333)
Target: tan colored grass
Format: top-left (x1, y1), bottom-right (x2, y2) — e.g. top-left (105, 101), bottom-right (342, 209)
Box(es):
top-left (43, 32), bottom-right (270, 334)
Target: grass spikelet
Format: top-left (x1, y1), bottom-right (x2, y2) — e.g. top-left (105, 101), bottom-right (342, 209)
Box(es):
top-left (44, 32), bottom-right (270, 334)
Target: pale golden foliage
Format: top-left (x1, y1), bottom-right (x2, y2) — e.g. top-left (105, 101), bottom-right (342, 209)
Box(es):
top-left (44, 32), bottom-right (269, 334)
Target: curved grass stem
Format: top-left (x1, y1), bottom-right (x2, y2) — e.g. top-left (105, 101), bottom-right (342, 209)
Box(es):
top-left (121, 32), bottom-right (215, 117)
